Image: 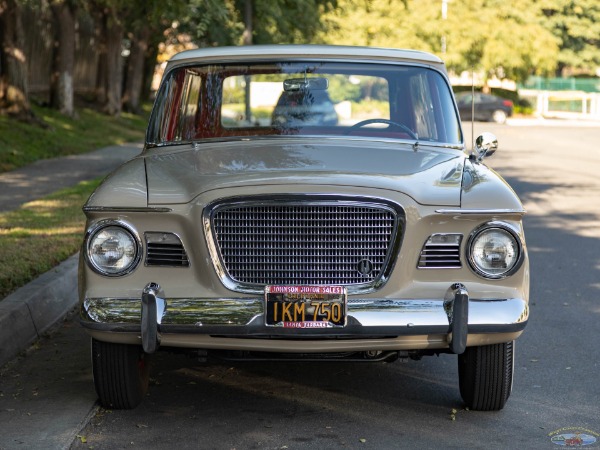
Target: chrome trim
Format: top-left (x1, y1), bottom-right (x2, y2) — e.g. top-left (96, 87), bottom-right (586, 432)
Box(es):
top-left (83, 206), bottom-right (172, 213)
top-left (82, 297), bottom-right (264, 326)
top-left (141, 282), bottom-right (164, 353)
top-left (202, 195), bottom-right (405, 295)
top-left (445, 283), bottom-right (468, 354)
top-left (147, 135), bottom-right (465, 152)
top-left (466, 221), bottom-right (525, 280)
top-left (83, 219), bottom-right (143, 277)
top-left (435, 209), bottom-right (526, 215)
top-left (81, 295), bottom-right (528, 331)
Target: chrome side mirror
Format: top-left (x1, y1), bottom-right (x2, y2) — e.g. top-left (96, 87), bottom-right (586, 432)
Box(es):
top-left (474, 132), bottom-right (498, 161)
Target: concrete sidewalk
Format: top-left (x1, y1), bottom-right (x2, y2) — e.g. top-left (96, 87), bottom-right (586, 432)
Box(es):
top-left (0, 143), bottom-right (143, 368)
top-left (0, 143), bottom-right (143, 213)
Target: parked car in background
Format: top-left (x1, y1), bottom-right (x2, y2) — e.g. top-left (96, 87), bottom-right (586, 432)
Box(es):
top-left (272, 84), bottom-right (338, 126)
top-left (456, 92), bottom-right (514, 124)
top-left (80, 45), bottom-right (529, 412)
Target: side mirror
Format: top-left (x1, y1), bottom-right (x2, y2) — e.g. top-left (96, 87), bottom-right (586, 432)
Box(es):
top-left (474, 132), bottom-right (498, 161)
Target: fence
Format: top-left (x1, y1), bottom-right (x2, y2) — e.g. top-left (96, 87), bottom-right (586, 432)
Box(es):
top-left (519, 89), bottom-right (600, 119)
top-left (24, 7), bottom-right (100, 99)
top-left (522, 76), bottom-right (600, 93)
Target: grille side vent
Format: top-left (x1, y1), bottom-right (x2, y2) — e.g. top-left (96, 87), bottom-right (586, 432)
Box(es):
top-left (418, 234), bottom-right (462, 269)
top-left (145, 232), bottom-right (189, 267)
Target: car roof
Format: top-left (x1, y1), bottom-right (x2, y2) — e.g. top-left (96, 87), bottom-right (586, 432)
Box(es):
top-left (167, 45), bottom-right (444, 68)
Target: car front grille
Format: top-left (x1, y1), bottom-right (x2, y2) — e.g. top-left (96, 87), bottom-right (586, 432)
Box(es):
top-left (207, 198), bottom-right (402, 290)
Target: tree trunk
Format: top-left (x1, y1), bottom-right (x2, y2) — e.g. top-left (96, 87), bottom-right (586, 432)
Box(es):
top-left (242, 0), bottom-right (253, 46)
top-left (141, 42), bottom-right (159, 104)
top-left (104, 14), bottom-right (123, 116)
top-left (0, 0), bottom-right (33, 119)
top-left (50, 0), bottom-right (76, 117)
top-left (122, 27), bottom-right (149, 114)
top-left (94, 8), bottom-right (108, 105)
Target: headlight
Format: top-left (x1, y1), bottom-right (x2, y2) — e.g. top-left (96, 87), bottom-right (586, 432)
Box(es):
top-left (467, 224), bottom-right (522, 279)
top-left (86, 221), bottom-right (141, 276)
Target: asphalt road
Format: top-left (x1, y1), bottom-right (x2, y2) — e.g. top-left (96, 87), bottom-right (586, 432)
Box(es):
top-left (1, 123), bottom-right (599, 449)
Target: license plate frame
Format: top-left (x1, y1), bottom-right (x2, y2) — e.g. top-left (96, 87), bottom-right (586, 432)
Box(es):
top-left (265, 285), bottom-right (347, 328)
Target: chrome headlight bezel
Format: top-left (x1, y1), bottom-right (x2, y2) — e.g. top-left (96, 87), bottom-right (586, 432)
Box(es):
top-left (84, 220), bottom-right (142, 277)
top-left (466, 221), bottom-right (524, 280)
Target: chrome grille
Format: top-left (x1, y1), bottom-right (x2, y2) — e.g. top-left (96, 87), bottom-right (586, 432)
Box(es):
top-left (210, 200), bottom-right (400, 288)
top-left (418, 234), bottom-right (462, 268)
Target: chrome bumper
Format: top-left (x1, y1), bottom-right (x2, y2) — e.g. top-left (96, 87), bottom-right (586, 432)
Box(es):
top-left (80, 283), bottom-right (528, 354)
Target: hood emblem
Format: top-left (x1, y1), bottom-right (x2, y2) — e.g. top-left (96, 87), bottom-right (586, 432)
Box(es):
top-left (357, 259), bottom-right (374, 276)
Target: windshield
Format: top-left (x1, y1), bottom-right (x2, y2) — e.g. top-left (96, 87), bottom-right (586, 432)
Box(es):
top-left (147, 61), bottom-right (462, 146)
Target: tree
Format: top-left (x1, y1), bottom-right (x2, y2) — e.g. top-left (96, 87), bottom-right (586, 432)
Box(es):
top-left (537, 0), bottom-right (600, 75)
top-left (247, 0), bottom-right (337, 44)
top-left (0, 0), bottom-right (33, 119)
top-left (318, 0), bottom-right (559, 84)
top-left (123, 0), bottom-right (188, 113)
top-left (50, 0), bottom-right (77, 117)
top-left (122, 26), bottom-right (150, 114)
top-left (434, 0), bottom-right (559, 82)
top-left (87, 0), bottom-right (125, 116)
top-left (175, 0), bottom-right (337, 48)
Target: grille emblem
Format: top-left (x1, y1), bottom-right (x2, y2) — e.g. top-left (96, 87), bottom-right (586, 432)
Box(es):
top-left (357, 259), bottom-right (374, 276)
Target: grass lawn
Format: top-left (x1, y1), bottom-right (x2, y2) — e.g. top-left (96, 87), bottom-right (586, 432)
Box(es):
top-left (0, 103), bottom-right (149, 300)
top-left (0, 104), bottom-right (148, 173)
top-left (0, 179), bottom-right (101, 300)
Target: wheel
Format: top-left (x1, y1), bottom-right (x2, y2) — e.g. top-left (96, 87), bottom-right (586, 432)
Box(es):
top-left (458, 341), bottom-right (514, 411)
top-left (491, 109), bottom-right (507, 124)
top-left (345, 118), bottom-right (418, 139)
top-left (91, 338), bottom-right (150, 409)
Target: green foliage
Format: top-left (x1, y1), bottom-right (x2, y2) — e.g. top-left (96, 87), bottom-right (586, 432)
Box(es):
top-left (174, 0), bottom-right (242, 47)
top-left (537, 0), bottom-right (600, 73)
top-left (326, 75), bottom-right (361, 103)
top-left (173, 0), bottom-right (337, 47)
top-left (318, 0), bottom-right (562, 83)
top-left (249, 0), bottom-right (337, 44)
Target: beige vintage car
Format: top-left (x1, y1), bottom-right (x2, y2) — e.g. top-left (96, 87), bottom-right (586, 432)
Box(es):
top-left (80, 45), bottom-right (529, 411)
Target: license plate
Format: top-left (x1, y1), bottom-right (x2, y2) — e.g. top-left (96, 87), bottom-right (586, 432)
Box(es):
top-left (265, 285), bottom-right (347, 328)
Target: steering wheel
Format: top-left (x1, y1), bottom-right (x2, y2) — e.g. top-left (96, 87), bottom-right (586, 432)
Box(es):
top-left (345, 118), bottom-right (417, 140)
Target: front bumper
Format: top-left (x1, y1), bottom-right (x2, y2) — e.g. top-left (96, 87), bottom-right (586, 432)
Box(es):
top-left (80, 283), bottom-right (528, 354)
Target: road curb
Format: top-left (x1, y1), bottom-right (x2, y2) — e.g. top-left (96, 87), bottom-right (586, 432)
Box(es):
top-left (0, 253), bottom-right (79, 367)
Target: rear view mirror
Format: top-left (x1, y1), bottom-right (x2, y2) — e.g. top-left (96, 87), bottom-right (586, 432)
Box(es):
top-left (283, 77), bottom-right (329, 91)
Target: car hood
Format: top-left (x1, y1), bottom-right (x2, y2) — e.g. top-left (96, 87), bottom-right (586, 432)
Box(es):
top-left (145, 139), bottom-right (465, 206)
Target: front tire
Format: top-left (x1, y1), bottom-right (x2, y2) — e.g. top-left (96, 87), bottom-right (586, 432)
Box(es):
top-left (458, 341), bottom-right (514, 411)
top-left (91, 338), bottom-right (150, 409)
